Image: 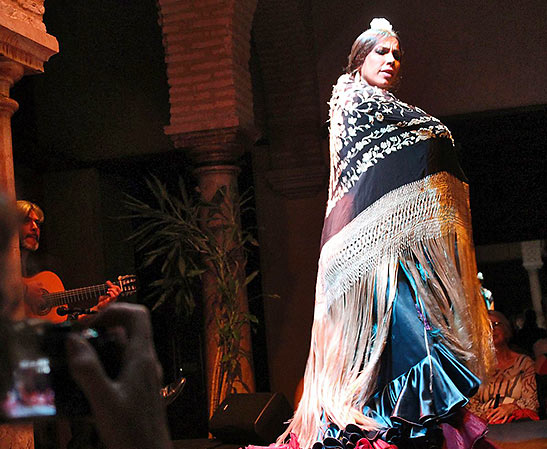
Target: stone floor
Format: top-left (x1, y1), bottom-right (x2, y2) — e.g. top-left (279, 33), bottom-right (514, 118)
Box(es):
top-left (487, 420), bottom-right (547, 448)
top-left (173, 439), bottom-right (239, 449)
top-left (173, 420), bottom-right (547, 449)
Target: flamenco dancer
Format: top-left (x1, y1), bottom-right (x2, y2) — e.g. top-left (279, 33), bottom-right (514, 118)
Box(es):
top-left (269, 18), bottom-right (497, 449)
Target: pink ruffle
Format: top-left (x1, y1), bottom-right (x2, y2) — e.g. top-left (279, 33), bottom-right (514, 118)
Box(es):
top-left (246, 411), bottom-right (503, 449)
top-left (244, 433), bottom-right (301, 449)
top-left (441, 410), bottom-right (501, 449)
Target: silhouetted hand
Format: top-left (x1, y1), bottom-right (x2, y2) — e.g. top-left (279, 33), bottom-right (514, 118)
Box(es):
top-left (66, 303), bottom-right (171, 449)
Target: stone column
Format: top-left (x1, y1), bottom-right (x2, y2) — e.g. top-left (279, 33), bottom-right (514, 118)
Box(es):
top-left (157, 0), bottom-right (258, 416)
top-left (0, 63), bottom-right (31, 449)
top-left (0, 60), bottom-right (24, 318)
top-left (0, 1), bottom-right (58, 319)
top-left (0, 3), bottom-right (58, 448)
top-left (521, 240), bottom-right (545, 328)
top-left (174, 128), bottom-right (256, 416)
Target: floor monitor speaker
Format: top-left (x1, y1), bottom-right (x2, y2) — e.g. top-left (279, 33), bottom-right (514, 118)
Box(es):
top-left (209, 392), bottom-right (293, 444)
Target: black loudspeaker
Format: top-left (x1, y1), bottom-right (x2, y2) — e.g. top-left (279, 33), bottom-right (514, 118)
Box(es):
top-left (209, 392), bottom-right (293, 444)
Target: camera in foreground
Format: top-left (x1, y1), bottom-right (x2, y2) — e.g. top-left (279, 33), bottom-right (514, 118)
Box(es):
top-left (0, 319), bottom-right (121, 422)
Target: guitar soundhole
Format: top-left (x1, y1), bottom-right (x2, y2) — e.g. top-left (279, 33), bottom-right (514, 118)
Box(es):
top-left (36, 306), bottom-right (52, 316)
top-left (37, 288), bottom-right (52, 316)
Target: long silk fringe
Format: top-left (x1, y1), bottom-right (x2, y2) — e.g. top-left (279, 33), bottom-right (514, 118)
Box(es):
top-left (277, 173), bottom-right (495, 448)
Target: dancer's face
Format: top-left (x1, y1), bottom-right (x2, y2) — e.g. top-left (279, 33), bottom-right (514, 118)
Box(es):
top-left (360, 36), bottom-right (401, 89)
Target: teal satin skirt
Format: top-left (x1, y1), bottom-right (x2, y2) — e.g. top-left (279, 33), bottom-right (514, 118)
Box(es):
top-left (323, 263), bottom-right (481, 444)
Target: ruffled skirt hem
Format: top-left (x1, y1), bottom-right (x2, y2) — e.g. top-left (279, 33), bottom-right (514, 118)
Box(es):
top-left (245, 410), bottom-right (500, 449)
top-left (361, 342), bottom-right (480, 440)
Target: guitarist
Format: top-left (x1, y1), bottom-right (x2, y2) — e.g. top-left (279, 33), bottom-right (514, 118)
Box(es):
top-left (17, 200), bottom-right (123, 449)
top-left (17, 200), bottom-right (121, 320)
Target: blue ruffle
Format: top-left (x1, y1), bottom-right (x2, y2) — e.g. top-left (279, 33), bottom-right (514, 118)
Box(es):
top-left (322, 263), bottom-right (482, 446)
top-left (362, 342), bottom-right (480, 440)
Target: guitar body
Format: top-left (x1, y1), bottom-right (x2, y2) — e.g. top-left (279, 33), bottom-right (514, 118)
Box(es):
top-left (23, 271), bottom-right (137, 323)
top-left (23, 270), bottom-right (66, 323)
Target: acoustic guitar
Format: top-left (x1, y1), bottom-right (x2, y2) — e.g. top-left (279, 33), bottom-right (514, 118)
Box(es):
top-left (23, 271), bottom-right (137, 323)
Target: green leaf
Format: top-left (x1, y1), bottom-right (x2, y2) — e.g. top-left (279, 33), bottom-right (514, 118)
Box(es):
top-left (244, 270), bottom-right (259, 286)
top-left (177, 257), bottom-right (186, 275)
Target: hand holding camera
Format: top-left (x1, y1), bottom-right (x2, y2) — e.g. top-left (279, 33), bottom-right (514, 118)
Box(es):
top-left (66, 303), bottom-right (172, 449)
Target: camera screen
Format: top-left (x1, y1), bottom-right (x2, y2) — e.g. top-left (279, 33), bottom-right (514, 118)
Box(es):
top-left (1, 321), bottom-right (114, 421)
top-left (1, 356), bottom-right (56, 419)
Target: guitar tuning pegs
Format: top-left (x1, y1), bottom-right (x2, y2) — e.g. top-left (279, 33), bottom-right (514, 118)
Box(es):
top-left (116, 274), bottom-right (138, 296)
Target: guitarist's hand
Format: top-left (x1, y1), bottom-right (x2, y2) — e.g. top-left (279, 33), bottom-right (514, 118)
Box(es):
top-left (66, 303), bottom-right (171, 449)
top-left (96, 281), bottom-right (122, 311)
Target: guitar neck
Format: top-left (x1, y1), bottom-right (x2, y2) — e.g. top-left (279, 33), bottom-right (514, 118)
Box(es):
top-left (44, 284), bottom-right (109, 308)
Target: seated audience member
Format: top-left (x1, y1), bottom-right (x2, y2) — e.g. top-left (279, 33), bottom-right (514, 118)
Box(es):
top-left (468, 310), bottom-right (539, 424)
top-left (0, 198), bottom-right (172, 449)
top-left (534, 338), bottom-right (547, 375)
top-left (534, 338), bottom-right (547, 419)
top-left (515, 309), bottom-right (547, 356)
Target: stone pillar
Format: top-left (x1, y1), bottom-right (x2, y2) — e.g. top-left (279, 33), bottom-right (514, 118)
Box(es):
top-left (0, 3), bottom-right (58, 448)
top-left (0, 60), bottom-right (24, 318)
top-left (252, 0), bottom-right (327, 199)
top-left (250, 0), bottom-right (328, 403)
top-left (0, 63), bottom-right (30, 449)
top-left (196, 163), bottom-right (256, 413)
top-left (0, 1), bottom-right (58, 319)
top-left (157, 0), bottom-right (258, 416)
top-left (173, 128), bottom-right (255, 416)
top-left (0, 8), bottom-right (58, 320)
top-left (521, 240), bottom-right (545, 329)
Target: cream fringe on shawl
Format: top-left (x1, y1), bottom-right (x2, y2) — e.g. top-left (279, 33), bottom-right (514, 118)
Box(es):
top-left (278, 172), bottom-right (495, 448)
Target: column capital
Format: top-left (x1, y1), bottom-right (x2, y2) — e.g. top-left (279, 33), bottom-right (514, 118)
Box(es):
top-left (0, 59), bottom-right (23, 106)
top-left (0, 10), bottom-right (58, 74)
top-left (521, 240), bottom-right (544, 271)
top-left (170, 126), bottom-right (250, 167)
top-left (0, 58), bottom-right (24, 80)
top-left (194, 164), bottom-right (241, 179)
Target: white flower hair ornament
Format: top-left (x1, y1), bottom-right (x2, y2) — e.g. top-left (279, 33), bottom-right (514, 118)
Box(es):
top-left (369, 18), bottom-right (393, 32)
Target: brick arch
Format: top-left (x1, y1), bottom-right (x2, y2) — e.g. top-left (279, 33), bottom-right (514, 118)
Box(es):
top-left (157, 0), bottom-right (258, 139)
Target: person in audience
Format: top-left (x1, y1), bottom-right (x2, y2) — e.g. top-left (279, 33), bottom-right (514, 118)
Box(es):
top-left (515, 309), bottom-right (547, 356)
top-left (67, 303), bottom-right (173, 449)
top-left (533, 338), bottom-right (547, 419)
top-left (468, 310), bottom-right (539, 424)
top-left (533, 338), bottom-right (547, 375)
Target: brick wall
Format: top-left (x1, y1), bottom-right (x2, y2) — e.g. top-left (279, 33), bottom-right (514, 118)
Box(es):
top-left (157, 0), bottom-right (257, 137)
top-left (252, 0), bottom-right (324, 172)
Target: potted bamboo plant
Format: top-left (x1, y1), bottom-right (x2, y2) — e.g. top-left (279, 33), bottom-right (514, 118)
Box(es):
top-left (124, 176), bottom-right (259, 413)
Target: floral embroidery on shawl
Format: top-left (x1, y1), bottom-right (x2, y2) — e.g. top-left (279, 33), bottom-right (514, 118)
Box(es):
top-left (327, 74), bottom-right (453, 217)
